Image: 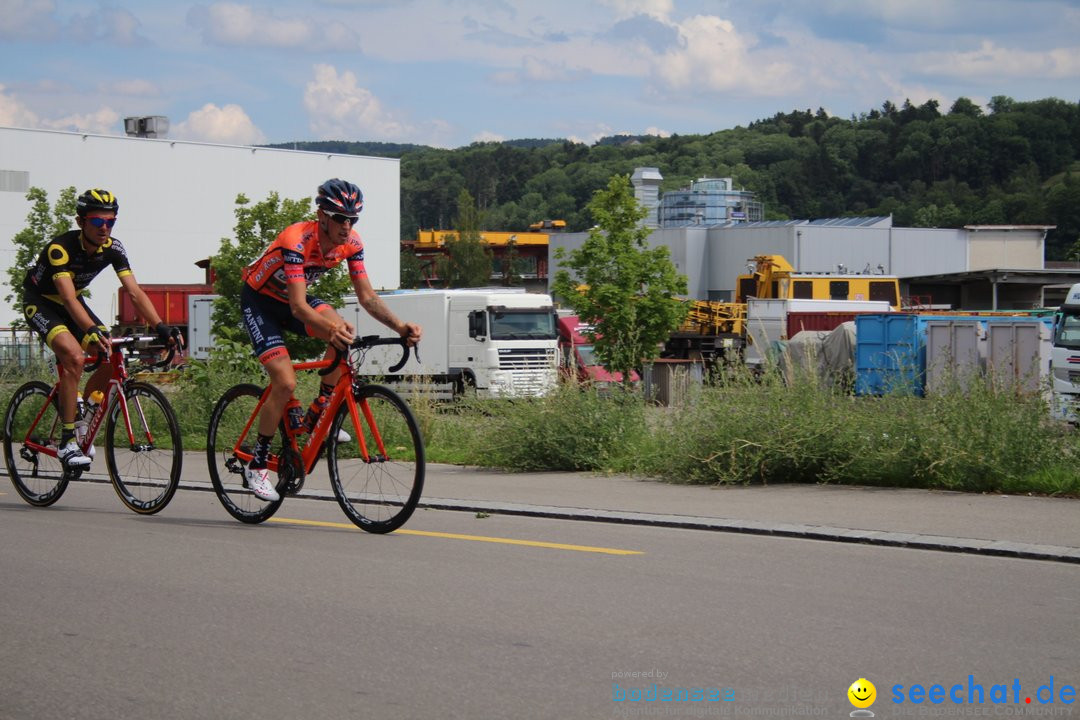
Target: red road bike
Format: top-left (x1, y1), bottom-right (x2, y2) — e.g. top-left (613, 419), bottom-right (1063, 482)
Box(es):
top-left (205, 335), bottom-right (425, 533)
top-left (3, 336), bottom-right (182, 512)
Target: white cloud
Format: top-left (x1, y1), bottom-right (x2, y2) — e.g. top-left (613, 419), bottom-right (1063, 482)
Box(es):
top-left (303, 64), bottom-right (414, 141)
top-left (41, 107), bottom-right (122, 135)
top-left (187, 2), bottom-right (352, 50)
top-left (651, 14), bottom-right (797, 96)
top-left (173, 103), bottom-right (267, 145)
top-left (0, 85), bottom-right (40, 127)
top-left (490, 55), bottom-right (590, 85)
top-left (472, 130), bottom-right (506, 143)
top-left (918, 40), bottom-right (1080, 79)
top-left (600, 0), bottom-right (674, 21)
top-left (68, 6), bottom-right (146, 46)
top-left (642, 126), bottom-right (670, 137)
top-left (0, 0), bottom-right (57, 40)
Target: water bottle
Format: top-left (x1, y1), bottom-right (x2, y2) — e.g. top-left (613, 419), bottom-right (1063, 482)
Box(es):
top-left (86, 390), bottom-right (104, 418)
top-left (285, 398), bottom-right (305, 438)
top-left (74, 392), bottom-right (88, 446)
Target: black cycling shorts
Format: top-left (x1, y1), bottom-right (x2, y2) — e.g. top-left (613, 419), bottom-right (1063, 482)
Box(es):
top-left (22, 286), bottom-right (107, 350)
top-left (240, 284), bottom-right (331, 364)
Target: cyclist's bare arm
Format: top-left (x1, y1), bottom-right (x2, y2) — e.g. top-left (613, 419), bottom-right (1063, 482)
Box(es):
top-left (119, 273), bottom-right (165, 329)
top-left (351, 274), bottom-right (422, 345)
top-left (286, 280), bottom-right (353, 349)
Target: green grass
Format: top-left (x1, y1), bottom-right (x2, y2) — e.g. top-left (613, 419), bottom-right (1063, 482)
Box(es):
top-left (3, 355), bottom-right (1077, 496)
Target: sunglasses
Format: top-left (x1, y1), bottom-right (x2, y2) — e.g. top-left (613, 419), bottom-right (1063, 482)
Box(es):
top-left (86, 217), bottom-right (117, 228)
top-left (325, 212), bottom-right (358, 225)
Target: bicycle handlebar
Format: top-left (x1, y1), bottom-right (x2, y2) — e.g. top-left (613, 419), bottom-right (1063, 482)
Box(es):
top-left (84, 335), bottom-right (178, 372)
top-left (319, 335), bottom-right (418, 376)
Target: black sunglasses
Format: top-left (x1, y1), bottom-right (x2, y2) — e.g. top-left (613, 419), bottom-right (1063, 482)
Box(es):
top-left (325, 212), bottom-right (359, 225)
top-left (86, 217), bottom-right (117, 228)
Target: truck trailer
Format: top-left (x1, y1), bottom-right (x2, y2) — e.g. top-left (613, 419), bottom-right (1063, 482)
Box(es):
top-left (343, 289), bottom-right (559, 399)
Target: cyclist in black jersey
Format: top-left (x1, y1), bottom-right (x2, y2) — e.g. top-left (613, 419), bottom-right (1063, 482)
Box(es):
top-left (21, 188), bottom-right (182, 469)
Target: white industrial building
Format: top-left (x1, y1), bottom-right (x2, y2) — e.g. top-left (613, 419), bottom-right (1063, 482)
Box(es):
top-left (548, 170), bottom-right (1079, 311)
top-left (0, 125), bottom-right (401, 328)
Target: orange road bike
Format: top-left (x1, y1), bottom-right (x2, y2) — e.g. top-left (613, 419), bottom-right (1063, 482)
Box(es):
top-left (3, 336), bottom-right (182, 512)
top-left (206, 336), bottom-right (425, 533)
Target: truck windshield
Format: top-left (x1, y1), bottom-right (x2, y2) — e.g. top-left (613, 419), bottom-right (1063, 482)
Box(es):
top-left (490, 309), bottom-right (557, 340)
top-left (578, 344), bottom-right (598, 365)
top-left (1055, 311), bottom-right (1080, 350)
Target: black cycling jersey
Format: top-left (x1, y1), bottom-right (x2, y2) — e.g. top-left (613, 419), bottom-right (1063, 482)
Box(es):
top-left (23, 229), bottom-right (132, 298)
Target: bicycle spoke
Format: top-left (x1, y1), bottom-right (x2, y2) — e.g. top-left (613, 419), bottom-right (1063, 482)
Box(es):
top-left (206, 384), bottom-right (286, 523)
top-left (329, 385), bottom-right (424, 533)
top-left (3, 381), bottom-right (69, 506)
top-left (105, 383), bottom-right (182, 514)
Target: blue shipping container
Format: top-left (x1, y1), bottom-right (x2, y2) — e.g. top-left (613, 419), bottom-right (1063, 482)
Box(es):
top-left (855, 314), bottom-right (923, 396)
top-left (855, 313), bottom-right (1053, 396)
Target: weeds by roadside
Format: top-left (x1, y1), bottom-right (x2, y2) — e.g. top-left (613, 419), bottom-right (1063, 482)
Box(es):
top-left (5, 350), bottom-right (1075, 497)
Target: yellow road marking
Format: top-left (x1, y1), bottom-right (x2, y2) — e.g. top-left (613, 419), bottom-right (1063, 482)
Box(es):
top-left (268, 516), bottom-right (643, 555)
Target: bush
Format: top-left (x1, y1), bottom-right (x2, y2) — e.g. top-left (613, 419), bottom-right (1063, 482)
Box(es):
top-left (462, 382), bottom-right (648, 472)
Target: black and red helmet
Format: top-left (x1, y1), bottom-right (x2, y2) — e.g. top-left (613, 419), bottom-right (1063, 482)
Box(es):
top-left (316, 178), bottom-right (363, 215)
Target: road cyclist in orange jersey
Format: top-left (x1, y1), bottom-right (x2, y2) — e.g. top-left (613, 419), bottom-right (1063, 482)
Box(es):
top-left (239, 178), bottom-right (422, 502)
top-left (21, 188), bottom-right (182, 470)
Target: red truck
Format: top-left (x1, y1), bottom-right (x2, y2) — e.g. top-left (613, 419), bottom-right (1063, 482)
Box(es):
top-left (115, 283), bottom-right (213, 339)
top-left (556, 315), bottom-right (639, 386)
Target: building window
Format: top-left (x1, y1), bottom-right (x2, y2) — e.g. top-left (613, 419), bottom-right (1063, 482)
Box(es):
top-left (793, 281), bottom-right (813, 299)
top-left (869, 281), bottom-right (898, 306)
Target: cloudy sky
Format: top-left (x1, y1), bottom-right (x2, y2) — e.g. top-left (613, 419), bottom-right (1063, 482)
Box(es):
top-left (1, 0), bottom-right (1079, 148)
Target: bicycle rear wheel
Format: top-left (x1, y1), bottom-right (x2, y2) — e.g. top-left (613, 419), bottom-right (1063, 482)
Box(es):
top-left (206, 383), bottom-right (286, 523)
top-left (2, 381), bottom-right (69, 507)
top-left (328, 384), bottom-right (424, 533)
top-left (104, 381), bottom-right (182, 514)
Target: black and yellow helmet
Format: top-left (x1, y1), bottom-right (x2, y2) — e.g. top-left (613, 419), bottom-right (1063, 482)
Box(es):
top-left (76, 188), bottom-right (119, 216)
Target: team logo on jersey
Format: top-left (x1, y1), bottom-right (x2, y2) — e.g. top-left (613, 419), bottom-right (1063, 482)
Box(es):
top-left (47, 244), bottom-right (69, 266)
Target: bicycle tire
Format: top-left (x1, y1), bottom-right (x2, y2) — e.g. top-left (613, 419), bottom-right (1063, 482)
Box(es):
top-left (104, 381), bottom-right (183, 514)
top-left (206, 383), bottom-right (287, 524)
top-left (2, 380), bottom-right (69, 507)
top-left (328, 384), bottom-right (425, 533)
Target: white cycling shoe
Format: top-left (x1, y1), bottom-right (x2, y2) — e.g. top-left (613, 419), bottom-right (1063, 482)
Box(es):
top-left (244, 467), bottom-right (280, 502)
top-left (58, 441), bottom-right (92, 468)
top-left (335, 428), bottom-right (351, 443)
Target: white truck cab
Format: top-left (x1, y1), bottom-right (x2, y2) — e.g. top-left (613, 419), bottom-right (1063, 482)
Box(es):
top-left (1050, 283), bottom-right (1080, 424)
top-left (345, 289), bottom-right (559, 398)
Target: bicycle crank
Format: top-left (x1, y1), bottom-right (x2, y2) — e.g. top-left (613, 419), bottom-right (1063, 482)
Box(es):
top-left (278, 444), bottom-right (305, 496)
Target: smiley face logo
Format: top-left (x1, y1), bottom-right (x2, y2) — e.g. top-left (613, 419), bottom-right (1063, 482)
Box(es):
top-left (848, 678), bottom-right (876, 709)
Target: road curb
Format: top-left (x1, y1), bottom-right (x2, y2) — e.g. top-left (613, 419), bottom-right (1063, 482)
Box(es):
top-left (169, 479), bottom-right (1080, 565)
top-left (7, 470), bottom-right (1077, 565)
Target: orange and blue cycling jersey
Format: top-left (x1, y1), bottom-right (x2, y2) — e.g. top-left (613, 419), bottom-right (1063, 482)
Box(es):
top-left (243, 220), bottom-right (367, 302)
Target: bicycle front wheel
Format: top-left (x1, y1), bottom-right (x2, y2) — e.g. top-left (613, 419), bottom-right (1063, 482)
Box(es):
top-left (328, 384), bottom-right (425, 533)
top-left (2, 380), bottom-right (69, 507)
top-left (104, 381), bottom-right (183, 514)
top-left (206, 383), bottom-right (286, 524)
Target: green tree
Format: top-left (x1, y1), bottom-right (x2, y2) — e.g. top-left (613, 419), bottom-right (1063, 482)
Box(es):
top-left (552, 174), bottom-right (688, 382)
top-left (399, 246), bottom-right (425, 288)
top-left (208, 192), bottom-right (348, 359)
top-left (438, 189), bottom-right (492, 287)
top-left (5, 186), bottom-right (77, 328)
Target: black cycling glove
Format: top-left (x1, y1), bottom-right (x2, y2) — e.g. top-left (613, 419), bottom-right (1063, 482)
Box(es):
top-left (155, 322), bottom-right (183, 347)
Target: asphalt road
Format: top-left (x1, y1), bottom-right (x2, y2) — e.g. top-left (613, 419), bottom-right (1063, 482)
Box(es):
top-left (2, 479), bottom-right (1078, 720)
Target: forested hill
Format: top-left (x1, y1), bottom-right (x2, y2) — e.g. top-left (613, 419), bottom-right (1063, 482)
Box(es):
top-left (271, 97), bottom-right (1080, 260)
